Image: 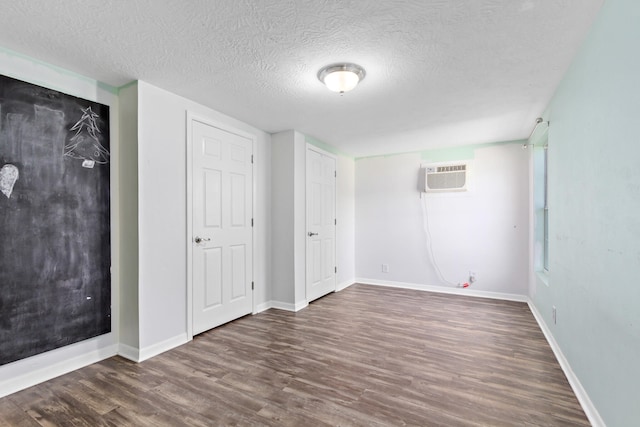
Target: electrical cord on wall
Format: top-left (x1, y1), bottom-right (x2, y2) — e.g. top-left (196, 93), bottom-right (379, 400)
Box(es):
top-left (420, 193), bottom-right (459, 287)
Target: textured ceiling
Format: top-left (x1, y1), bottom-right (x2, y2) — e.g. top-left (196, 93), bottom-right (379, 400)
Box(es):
top-left (0, 0), bottom-right (603, 157)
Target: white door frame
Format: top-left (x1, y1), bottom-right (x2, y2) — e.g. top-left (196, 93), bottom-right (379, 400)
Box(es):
top-left (305, 143), bottom-right (337, 303)
top-left (185, 111), bottom-right (257, 340)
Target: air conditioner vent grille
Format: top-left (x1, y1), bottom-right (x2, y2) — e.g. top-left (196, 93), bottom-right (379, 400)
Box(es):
top-left (427, 170), bottom-right (466, 190)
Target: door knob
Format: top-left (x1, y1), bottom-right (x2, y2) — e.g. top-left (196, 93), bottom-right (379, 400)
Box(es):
top-left (194, 236), bottom-right (211, 244)
top-left (308, 232), bottom-right (318, 237)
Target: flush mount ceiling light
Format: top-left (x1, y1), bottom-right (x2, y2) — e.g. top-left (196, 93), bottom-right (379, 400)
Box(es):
top-left (317, 63), bottom-right (366, 93)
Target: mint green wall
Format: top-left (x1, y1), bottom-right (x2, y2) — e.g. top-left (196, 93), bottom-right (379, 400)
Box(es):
top-left (304, 134), bottom-right (348, 157)
top-left (353, 139), bottom-right (522, 162)
top-left (532, 1), bottom-right (640, 425)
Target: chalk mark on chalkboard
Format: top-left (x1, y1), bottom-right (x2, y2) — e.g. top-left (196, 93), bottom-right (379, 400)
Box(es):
top-left (64, 106), bottom-right (110, 164)
top-left (0, 164), bottom-right (19, 198)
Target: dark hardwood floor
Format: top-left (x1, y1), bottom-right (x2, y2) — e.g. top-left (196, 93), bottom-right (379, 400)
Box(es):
top-left (0, 284), bottom-right (589, 426)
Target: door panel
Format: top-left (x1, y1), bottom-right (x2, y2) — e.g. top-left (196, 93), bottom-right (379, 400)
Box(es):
top-left (204, 247), bottom-right (222, 307)
top-left (230, 173), bottom-right (246, 227)
top-left (204, 170), bottom-right (222, 227)
top-left (192, 119), bottom-right (253, 335)
top-left (306, 147), bottom-right (336, 303)
top-left (231, 244), bottom-right (247, 300)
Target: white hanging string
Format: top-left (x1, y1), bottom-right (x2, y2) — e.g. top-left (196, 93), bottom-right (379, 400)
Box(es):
top-left (420, 193), bottom-right (458, 287)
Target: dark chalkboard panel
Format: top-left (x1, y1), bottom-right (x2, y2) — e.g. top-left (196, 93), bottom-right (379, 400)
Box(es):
top-left (0, 74), bottom-right (111, 366)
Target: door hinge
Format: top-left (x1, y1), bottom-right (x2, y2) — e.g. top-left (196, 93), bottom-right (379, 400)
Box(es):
top-left (251, 154), bottom-right (254, 164)
top-left (334, 266), bottom-right (337, 273)
top-left (334, 218), bottom-right (337, 225)
top-left (334, 170), bottom-right (337, 178)
top-left (251, 218), bottom-right (254, 227)
top-left (251, 281), bottom-right (254, 290)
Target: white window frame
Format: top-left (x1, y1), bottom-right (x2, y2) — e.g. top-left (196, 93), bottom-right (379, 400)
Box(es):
top-left (543, 145), bottom-right (549, 272)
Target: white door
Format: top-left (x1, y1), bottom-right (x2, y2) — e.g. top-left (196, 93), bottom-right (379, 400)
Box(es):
top-left (191, 119), bottom-right (253, 335)
top-left (306, 146), bottom-right (336, 302)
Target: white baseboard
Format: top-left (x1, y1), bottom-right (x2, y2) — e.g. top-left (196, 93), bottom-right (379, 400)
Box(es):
top-left (255, 285), bottom-right (358, 313)
top-left (136, 333), bottom-right (189, 363)
top-left (528, 302), bottom-right (605, 427)
top-left (255, 301), bottom-right (272, 314)
top-left (293, 300), bottom-right (308, 311)
top-left (117, 343), bottom-right (140, 363)
top-left (0, 343), bottom-right (118, 398)
top-left (256, 282), bottom-right (356, 314)
top-left (269, 300), bottom-right (308, 312)
top-left (336, 280), bottom-right (355, 292)
top-left (355, 278), bottom-right (528, 303)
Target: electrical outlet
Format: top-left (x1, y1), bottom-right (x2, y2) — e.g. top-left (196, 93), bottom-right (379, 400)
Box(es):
top-left (382, 264), bottom-right (389, 273)
top-left (469, 271), bottom-right (477, 283)
top-left (552, 306), bottom-right (557, 324)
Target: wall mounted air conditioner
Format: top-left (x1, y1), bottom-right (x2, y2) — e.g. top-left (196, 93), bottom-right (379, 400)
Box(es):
top-left (420, 163), bottom-right (468, 193)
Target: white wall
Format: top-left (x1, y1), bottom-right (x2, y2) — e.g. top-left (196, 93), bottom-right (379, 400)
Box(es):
top-left (135, 81), bottom-right (272, 352)
top-left (355, 143), bottom-right (529, 298)
top-left (118, 83), bottom-right (139, 352)
top-left (292, 133), bottom-right (307, 307)
top-left (337, 155), bottom-right (355, 289)
top-left (270, 130), bottom-right (296, 305)
top-left (270, 130), bottom-right (307, 309)
top-left (0, 48), bottom-right (120, 397)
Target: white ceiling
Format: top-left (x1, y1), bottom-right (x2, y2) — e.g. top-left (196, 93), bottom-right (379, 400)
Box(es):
top-left (0, 0), bottom-right (603, 157)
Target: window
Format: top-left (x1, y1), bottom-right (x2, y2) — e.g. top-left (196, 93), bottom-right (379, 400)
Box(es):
top-left (543, 145), bottom-right (549, 272)
top-left (533, 135), bottom-right (549, 275)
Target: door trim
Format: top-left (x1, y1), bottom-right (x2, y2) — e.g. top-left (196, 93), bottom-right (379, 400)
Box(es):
top-left (305, 143), bottom-right (337, 303)
top-left (185, 111), bottom-right (257, 340)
